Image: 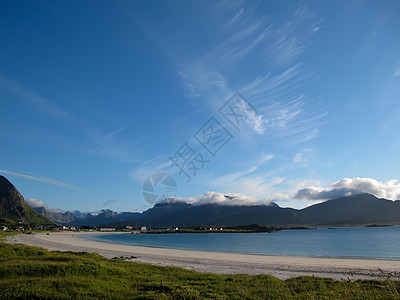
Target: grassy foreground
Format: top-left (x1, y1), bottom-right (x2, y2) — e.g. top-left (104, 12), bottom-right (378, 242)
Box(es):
top-left (1, 234), bottom-right (400, 299)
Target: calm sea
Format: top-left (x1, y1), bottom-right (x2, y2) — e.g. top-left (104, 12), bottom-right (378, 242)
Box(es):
top-left (83, 226), bottom-right (400, 260)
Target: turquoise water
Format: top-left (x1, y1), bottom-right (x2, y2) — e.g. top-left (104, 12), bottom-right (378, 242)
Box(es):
top-left (84, 226), bottom-right (400, 260)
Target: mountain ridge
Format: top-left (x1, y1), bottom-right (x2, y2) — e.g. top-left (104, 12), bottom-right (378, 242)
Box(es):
top-left (0, 175), bottom-right (54, 225)
top-left (32, 192), bottom-right (400, 227)
top-left (3, 175), bottom-right (399, 227)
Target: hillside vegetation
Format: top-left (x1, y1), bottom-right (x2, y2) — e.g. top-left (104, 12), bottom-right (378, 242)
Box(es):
top-left (0, 176), bottom-right (53, 225)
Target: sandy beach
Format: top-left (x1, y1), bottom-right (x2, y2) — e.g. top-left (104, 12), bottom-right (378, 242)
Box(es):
top-left (7, 231), bottom-right (400, 280)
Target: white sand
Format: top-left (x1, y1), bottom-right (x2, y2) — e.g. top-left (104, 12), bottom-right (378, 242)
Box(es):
top-left (7, 231), bottom-right (400, 280)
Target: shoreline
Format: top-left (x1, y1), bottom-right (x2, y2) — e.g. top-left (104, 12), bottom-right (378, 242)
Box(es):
top-left (84, 232), bottom-right (400, 261)
top-left (7, 231), bottom-right (400, 280)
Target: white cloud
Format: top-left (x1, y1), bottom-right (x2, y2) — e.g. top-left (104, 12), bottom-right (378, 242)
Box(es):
top-left (25, 198), bottom-right (46, 208)
top-left (25, 198), bottom-right (63, 213)
top-left (174, 191), bottom-right (273, 206)
top-left (294, 177), bottom-right (400, 200)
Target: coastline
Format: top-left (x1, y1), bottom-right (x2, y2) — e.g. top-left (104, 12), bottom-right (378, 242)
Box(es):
top-left (7, 231), bottom-right (400, 280)
top-left (84, 231), bottom-right (400, 261)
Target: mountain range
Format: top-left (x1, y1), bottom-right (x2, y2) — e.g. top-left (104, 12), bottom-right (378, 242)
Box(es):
top-left (35, 193), bottom-right (400, 228)
top-left (2, 175), bottom-right (400, 228)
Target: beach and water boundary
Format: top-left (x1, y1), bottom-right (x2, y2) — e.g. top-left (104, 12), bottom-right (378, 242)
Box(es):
top-left (7, 231), bottom-right (400, 281)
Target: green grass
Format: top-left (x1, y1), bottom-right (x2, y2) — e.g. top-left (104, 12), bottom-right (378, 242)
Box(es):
top-left (0, 233), bottom-right (399, 299)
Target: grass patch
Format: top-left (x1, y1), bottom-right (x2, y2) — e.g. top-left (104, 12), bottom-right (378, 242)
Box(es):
top-left (0, 231), bottom-right (20, 242)
top-left (0, 233), bottom-right (399, 299)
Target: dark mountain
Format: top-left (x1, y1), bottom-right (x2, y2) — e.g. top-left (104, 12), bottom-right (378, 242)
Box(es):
top-left (215, 205), bottom-right (304, 226)
top-left (134, 201), bottom-right (192, 226)
top-left (298, 193), bottom-right (400, 225)
top-left (0, 176), bottom-right (53, 225)
top-left (33, 206), bottom-right (141, 227)
top-left (133, 202), bottom-right (302, 227)
top-left (69, 210), bottom-right (141, 227)
top-left (94, 194), bottom-right (400, 227)
top-left (33, 207), bottom-right (78, 225)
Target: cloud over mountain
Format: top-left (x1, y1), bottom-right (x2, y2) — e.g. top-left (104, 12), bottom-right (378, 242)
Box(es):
top-left (294, 177), bottom-right (400, 200)
top-left (174, 191), bottom-right (272, 206)
top-left (25, 198), bottom-right (63, 213)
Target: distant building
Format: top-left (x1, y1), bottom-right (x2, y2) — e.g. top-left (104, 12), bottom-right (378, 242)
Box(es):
top-left (116, 225), bottom-right (133, 232)
top-left (140, 226), bottom-right (147, 232)
top-left (60, 226), bottom-right (76, 231)
top-left (99, 227), bottom-right (115, 232)
top-left (79, 226), bottom-right (97, 231)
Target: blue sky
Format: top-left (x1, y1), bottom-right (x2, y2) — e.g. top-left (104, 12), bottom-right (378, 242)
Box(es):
top-left (1, 0), bottom-right (400, 212)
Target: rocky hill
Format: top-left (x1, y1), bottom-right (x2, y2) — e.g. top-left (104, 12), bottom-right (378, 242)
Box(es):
top-left (0, 175), bottom-right (53, 225)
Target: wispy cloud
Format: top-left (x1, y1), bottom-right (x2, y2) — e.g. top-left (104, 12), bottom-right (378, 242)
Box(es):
top-left (225, 7), bottom-right (244, 29)
top-left (88, 123), bottom-right (145, 163)
top-left (260, 96), bottom-right (326, 145)
top-left (394, 65), bottom-right (400, 77)
top-left (131, 156), bottom-right (173, 182)
top-left (241, 63), bottom-right (302, 100)
top-left (0, 73), bottom-right (81, 123)
top-left (172, 2), bottom-right (325, 140)
top-left (0, 169), bottom-right (82, 192)
top-left (215, 175), bottom-right (284, 199)
top-left (292, 148), bottom-right (315, 166)
top-left (266, 4), bottom-right (321, 65)
top-left (0, 73), bottom-right (141, 164)
top-left (258, 152), bottom-right (274, 163)
top-left (207, 151), bottom-right (282, 198)
top-left (133, 1), bottom-right (327, 199)
top-left (102, 198), bottom-right (120, 207)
